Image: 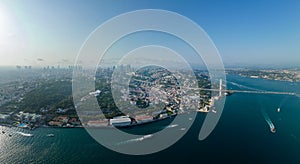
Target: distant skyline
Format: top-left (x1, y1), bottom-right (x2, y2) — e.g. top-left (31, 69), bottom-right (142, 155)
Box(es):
top-left (0, 0), bottom-right (300, 67)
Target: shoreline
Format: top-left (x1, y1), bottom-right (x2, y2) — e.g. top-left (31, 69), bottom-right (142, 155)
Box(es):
top-left (0, 112), bottom-right (192, 130)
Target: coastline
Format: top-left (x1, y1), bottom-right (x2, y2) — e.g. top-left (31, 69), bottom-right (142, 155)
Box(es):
top-left (0, 112), bottom-right (193, 130)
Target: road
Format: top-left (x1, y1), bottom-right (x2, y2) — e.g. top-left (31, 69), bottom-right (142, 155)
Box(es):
top-left (187, 87), bottom-right (297, 96)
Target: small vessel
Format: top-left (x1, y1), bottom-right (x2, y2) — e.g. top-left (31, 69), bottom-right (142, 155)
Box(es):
top-left (270, 127), bottom-right (276, 133)
top-left (277, 108), bottom-right (281, 113)
top-left (8, 134), bottom-right (12, 137)
top-left (46, 134), bottom-right (55, 137)
top-left (2, 131), bottom-right (5, 134)
top-left (212, 110), bottom-right (217, 113)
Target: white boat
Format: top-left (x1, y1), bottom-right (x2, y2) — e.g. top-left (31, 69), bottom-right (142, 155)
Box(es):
top-left (277, 108), bottom-right (281, 112)
top-left (270, 127), bottom-right (276, 133)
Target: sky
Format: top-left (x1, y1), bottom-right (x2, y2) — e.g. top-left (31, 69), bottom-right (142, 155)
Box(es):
top-left (0, 0), bottom-right (300, 68)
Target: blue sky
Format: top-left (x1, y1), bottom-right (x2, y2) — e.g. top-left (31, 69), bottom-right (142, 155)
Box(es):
top-left (1, 0), bottom-right (300, 67)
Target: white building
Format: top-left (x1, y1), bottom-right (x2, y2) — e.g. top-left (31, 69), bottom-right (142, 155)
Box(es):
top-left (17, 112), bottom-right (41, 123)
top-left (110, 116), bottom-right (131, 127)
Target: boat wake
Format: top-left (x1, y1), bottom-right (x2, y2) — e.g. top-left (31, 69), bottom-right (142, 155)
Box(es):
top-left (165, 124), bottom-right (178, 129)
top-left (16, 132), bottom-right (34, 137)
top-left (116, 134), bottom-right (153, 145)
top-left (46, 134), bottom-right (55, 137)
top-left (228, 81), bottom-right (264, 92)
top-left (261, 109), bottom-right (276, 133)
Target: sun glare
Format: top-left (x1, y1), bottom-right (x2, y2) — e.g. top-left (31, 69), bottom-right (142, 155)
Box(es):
top-left (0, 2), bottom-right (13, 35)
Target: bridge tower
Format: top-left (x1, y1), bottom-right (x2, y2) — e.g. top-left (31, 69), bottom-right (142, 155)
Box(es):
top-left (219, 79), bottom-right (222, 97)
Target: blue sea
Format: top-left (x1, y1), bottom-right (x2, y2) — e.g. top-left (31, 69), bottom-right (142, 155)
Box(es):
top-left (1, 74), bottom-right (300, 163)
